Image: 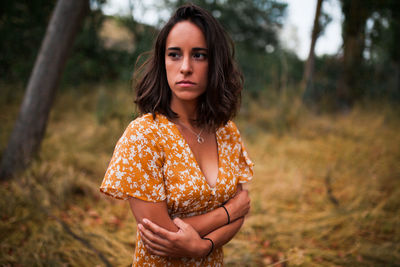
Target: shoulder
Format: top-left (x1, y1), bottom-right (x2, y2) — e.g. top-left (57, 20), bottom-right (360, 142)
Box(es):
top-left (121, 113), bottom-right (160, 143)
top-left (127, 113), bottom-right (160, 132)
top-left (128, 113), bottom-right (156, 129)
top-left (224, 120), bottom-right (241, 136)
top-left (219, 120), bottom-right (242, 142)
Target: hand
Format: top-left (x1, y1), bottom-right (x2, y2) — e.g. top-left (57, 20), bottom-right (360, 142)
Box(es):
top-left (138, 217), bottom-right (211, 258)
top-left (224, 189), bottom-right (250, 222)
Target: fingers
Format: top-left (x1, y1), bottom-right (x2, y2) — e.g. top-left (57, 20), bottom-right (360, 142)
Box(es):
top-left (172, 217), bottom-right (188, 230)
top-left (138, 222), bottom-right (171, 248)
top-left (139, 223), bottom-right (183, 257)
top-left (139, 222), bottom-right (187, 258)
top-left (173, 217), bottom-right (201, 241)
top-left (138, 218), bottom-right (203, 258)
top-left (142, 218), bottom-right (173, 240)
top-left (139, 225), bottom-right (170, 252)
top-left (141, 237), bottom-right (171, 257)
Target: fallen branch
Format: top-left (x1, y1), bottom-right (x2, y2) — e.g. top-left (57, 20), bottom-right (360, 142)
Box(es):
top-left (325, 169), bottom-right (339, 207)
top-left (48, 213), bottom-right (112, 267)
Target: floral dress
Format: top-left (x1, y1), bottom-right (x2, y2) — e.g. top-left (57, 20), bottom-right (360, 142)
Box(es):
top-left (100, 113), bottom-right (253, 266)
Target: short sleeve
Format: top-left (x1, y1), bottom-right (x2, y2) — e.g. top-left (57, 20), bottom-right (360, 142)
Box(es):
top-left (227, 121), bottom-right (254, 184)
top-left (99, 116), bottom-right (165, 201)
top-left (237, 140), bottom-right (254, 183)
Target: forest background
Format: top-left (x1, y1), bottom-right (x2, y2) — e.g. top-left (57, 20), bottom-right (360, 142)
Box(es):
top-left (1, 0), bottom-right (399, 266)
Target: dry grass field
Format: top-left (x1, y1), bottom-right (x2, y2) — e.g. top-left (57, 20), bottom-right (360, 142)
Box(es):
top-left (1, 83), bottom-right (399, 266)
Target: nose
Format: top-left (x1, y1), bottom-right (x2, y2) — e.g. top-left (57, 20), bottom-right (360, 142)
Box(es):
top-left (180, 55), bottom-right (192, 75)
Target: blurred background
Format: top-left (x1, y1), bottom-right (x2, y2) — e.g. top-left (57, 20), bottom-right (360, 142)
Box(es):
top-left (0, 0), bottom-right (399, 266)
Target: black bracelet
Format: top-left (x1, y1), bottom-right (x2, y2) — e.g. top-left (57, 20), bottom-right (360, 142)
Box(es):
top-left (202, 237), bottom-right (214, 257)
top-left (221, 205), bottom-right (230, 224)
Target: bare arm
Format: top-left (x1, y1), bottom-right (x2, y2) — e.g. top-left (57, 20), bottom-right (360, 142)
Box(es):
top-left (129, 185), bottom-right (249, 236)
top-left (179, 184), bottom-right (249, 236)
top-left (138, 215), bottom-right (245, 258)
top-left (129, 198), bottom-right (213, 257)
top-left (130, 186), bottom-right (250, 258)
top-left (129, 199), bottom-right (178, 232)
top-left (129, 199), bottom-right (209, 257)
top-left (128, 185), bottom-right (250, 257)
top-left (203, 216), bottom-right (244, 249)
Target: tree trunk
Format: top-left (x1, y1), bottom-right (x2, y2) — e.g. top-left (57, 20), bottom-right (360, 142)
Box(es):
top-left (301, 0), bottom-right (324, 96)
top-left (390, 5), bottom-right (400, 96)
top-left (0, 0), bottom-right (89, 180)
top-left (337, 0), bottom-right (371, 107)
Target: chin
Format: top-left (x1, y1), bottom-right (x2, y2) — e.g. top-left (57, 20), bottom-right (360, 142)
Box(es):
top-left (173, 91), bottom-right (205, 102)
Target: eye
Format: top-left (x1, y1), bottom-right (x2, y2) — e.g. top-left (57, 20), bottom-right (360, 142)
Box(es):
top-left (193, 53), bottom-right (207, 60)
top-left (167, 52), bottom-right (181, 59)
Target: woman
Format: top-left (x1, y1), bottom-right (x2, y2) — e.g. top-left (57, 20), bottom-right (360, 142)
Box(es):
top-left (100, 3), bottom-right (254, 266)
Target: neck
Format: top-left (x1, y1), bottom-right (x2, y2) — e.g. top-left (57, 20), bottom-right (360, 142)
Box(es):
top-left (170, 97), bottom-right (198, 126)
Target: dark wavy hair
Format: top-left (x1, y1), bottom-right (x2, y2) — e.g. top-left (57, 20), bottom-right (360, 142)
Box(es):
top-left (134, 3), bottom-right (243, 131)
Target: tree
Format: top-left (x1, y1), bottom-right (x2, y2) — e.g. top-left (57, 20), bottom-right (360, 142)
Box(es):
top-left (337, 0), bottom-right (400, 106)
top-left (337, 0), bottom-right (374, 107)
top-left (387, 3), bottom-right (400, 95)
top-left (0, 0), bottom-right (89, 180)
top-left (301, 0), bottom-right (324, 96)
top-left (367, 1), bottom-right (400, 98)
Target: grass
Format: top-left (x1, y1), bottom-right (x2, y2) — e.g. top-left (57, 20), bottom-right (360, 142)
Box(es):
top-left (1, 83), bottom-right (399, 266)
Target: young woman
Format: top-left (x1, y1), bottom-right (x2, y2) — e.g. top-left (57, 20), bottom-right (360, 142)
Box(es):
top-left (100, 4), bottom-right (254, 266)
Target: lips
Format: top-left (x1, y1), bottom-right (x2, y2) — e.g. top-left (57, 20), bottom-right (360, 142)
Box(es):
top-left (176, 80), bottom-right (196, 88)
top-left (177, 80), bottom-right (196, 85)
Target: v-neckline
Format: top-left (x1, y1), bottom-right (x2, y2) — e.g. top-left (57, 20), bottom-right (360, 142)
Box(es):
top-left (162, 115), bottom-right (221, 189)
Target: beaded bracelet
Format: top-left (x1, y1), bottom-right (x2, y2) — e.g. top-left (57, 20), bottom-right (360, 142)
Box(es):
top-left (202, 237), bottom-right (214, 257)
top-left (221, 205), bottom-right (230, 224)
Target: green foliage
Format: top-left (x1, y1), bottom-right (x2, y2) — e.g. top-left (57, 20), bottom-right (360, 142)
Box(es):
top-left (2, 0), bottom-right (399, 104)
top-left (337, 0), bottom-right (400, 105)
top-left (364, 2), bottom-right (400, 100)
top-left (0, 0), bottom-right (56, 83)
top-left (62, 10), bottom-right (131, 85)
top-left (114, 16), bottom-right (159, 79)
top-left (237, 45), bottom-right (303, 94)
top-left (0, 0), bottom-right (147, 88)
top-left (0, 0), bottom-right (294, 95)
top-left (169, 0), bottom-right (287, 50)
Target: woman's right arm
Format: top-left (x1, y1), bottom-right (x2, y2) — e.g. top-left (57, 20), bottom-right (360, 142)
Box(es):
top-left (128, 199), bottom-right (179, 232)
top-left (128, 198), bottom-right (211, 257)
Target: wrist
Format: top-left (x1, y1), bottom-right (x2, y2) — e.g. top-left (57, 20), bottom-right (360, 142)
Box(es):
top-left (221, 205), bottom-right (231, 224)
top-left (200, 237), bottom-right (214, 257)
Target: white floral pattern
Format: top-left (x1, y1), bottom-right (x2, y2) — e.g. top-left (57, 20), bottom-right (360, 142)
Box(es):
top-left (100, 113), bottom-right (254, 266)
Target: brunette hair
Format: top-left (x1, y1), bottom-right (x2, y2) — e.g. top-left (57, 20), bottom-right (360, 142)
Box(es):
top-left (134, 3), bottom-right (243, 130)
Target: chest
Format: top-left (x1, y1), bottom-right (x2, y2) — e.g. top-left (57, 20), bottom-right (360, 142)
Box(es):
top-left (159, 125), bottom-right (242, 217)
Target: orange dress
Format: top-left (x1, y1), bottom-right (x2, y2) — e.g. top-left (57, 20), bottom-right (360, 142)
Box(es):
top-left (100, 113), bottom-right (253, 266)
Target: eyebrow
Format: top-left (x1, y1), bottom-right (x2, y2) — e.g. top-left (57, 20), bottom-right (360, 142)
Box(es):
top-left (167, 47), bottom-right (208, 52)
top-left (193, 47), bottom-right (208, 52)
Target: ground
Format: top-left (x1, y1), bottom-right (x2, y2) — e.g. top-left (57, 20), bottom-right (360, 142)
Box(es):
top-left (1, 83), bottom-right (399, 266)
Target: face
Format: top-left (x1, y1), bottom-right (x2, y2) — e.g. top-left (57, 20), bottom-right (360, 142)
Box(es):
top-left (165, 21), bottom-right (208, 105)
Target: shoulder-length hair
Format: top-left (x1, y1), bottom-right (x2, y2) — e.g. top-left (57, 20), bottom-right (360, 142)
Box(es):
top-left (134, 3), bottom-right (243, 131)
